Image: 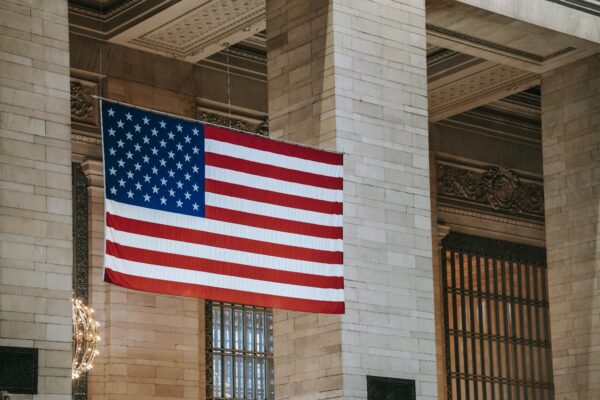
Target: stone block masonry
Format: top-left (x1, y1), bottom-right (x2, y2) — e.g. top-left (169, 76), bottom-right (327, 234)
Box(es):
top-left (0, 0), bottom-right (72, 398)
top-left (267, 0), bottom-right (436, 399)
top-left (542, 53), bottom-right (600, 400)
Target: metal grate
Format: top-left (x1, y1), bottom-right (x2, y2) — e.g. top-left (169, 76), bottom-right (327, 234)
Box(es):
top-left (367, 376), bottom-right (415, 400)
top-left (206, 302), bottom-right (274, 400)
top-left (0, 346), bottom-right (38, 394)
top-left (441, 232), bottom-right (554, 400)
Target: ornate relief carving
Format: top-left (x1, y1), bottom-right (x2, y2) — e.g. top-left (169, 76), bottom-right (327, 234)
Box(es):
top-left (197, 111), bottom-right (268, 135)
top-left (71, 80), bottom-right (98, 126)
top-left (437, 163), bottom-right (544, 217)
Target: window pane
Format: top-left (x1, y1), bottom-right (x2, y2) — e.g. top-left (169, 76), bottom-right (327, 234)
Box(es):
top-left (213, 355), bottom-right (222, 398)
top-left (224, 307), bottom-right (233, 349)
top-left (208, 303), bottom-right (274, 400)
top-left (246, 358), bottom-right (254, 399)
top-left (255, 311), bottom-right (265, 353)
top-left (212, 305), bottom-right (221, 348)
top-left (245, 310), bottom-right (254, 351)
top-left (256, 358), bottom-right (266, 400)
top-left (234, 309), bottom-right (244, 351)
top-left (224, 355), bottom-right (233, 398)
top-left (235, 356), bottom-right (244, 398)
top-left (266, 313), bottom-right (274, 353)
top-left (267, 358), bottom-right (275, 399)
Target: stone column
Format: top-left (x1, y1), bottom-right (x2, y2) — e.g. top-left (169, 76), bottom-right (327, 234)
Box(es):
top-left (0, 0), bottom-right (72, 398)
top-left (267, 1), bottom-right (436, 399)
top-left (541, 54), bottom-right (600, 399)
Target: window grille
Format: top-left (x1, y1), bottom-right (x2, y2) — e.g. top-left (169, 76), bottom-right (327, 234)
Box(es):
top-left (441, 232), bottom-right (554, 400)
top-left (207, 302), bottom-right (274, 399)
top-left (0, 346), bottom-right (38, 394)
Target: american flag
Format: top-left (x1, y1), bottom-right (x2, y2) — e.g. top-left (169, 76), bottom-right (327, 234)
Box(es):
top-left (101, 100), bottom-right (344, 313)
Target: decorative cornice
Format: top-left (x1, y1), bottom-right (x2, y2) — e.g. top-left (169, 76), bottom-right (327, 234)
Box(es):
top-left (72, 133), bottom-right (102, 146)
top-left (462, 108), bottom-right (541, 132)
top-left (69, 0), bottom-right (142, 20)
top-left (438, 206), bottom-right (545, 230)
top-left (428, 63), bottom-right (540, 122)
top-left (197, 111), bottom-right (268, 136)
top-left (426, 24), bottom-right (577, 63)
top-left (437, 161), bottom-right (544, 218)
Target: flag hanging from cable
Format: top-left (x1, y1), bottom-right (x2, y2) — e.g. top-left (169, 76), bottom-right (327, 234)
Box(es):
top-left (100, 100), bottom-right (344, 314)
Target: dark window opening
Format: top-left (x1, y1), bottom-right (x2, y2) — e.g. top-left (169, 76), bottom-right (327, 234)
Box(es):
top-left (367, 376), bottom-right (415, 400)
top-left (0, 346), bottom-right (38, 394)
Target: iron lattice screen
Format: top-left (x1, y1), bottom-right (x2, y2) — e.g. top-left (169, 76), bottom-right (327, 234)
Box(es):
top-left (206, 302), bottom-right (274, 400)
top-left (367, 376), bottom-right (415, 400)
top-left (441, 233), bottom-right (554, 400)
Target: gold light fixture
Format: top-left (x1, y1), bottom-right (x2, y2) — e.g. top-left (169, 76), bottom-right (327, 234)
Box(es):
top-left (72, 298), bottom-right (101, 379)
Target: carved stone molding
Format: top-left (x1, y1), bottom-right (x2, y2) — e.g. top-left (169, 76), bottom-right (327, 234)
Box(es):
top-left (438, 206), bottom-right (544, 231)
top-left (437, 162), bottom-right (544, 218)
top-left (72, 133), bottom-right (102, 146)
top-left (71, 79), bottom-right (99, 126)
top-left (197, 111), bottom-right (268, 136)
top-left (428, 62), bottom-right (540, 122)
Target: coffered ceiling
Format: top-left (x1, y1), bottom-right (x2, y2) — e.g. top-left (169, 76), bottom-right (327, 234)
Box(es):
top-left (69, 0), bottom-right (266, 62)
top-left (427, 46), bottom-right (539, 122)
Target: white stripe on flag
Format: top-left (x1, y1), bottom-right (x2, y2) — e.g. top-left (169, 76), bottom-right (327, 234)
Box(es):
top-left (205, 139), bottom-right (343, 178)
top-left (105, 254), bottom-right (345, 301)
top-left (106, 227), bottom-right (344, 277)
top-left (205, 166), bottom-right (343, 202)
top-left (205, 193), bottom-right (343, 226)
top-left (106, 200), bottom-right (342, 251)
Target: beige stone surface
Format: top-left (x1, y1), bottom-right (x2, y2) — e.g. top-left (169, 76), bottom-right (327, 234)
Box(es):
top-left (0, 0), bottom-right (72, 397)
top-left (541, 53), bottom-right (600, 399)
top-left (267, 0), bottom-right (436, 399)
top-left (455, 0), bottom-right (600, 44)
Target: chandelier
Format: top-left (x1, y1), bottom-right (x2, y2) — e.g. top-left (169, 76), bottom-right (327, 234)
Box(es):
top-left (72, 298), bottom-right (101, 379)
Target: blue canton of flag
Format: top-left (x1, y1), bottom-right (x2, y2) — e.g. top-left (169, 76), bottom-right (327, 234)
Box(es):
top-left (102, 102), bottom-right (205, 217)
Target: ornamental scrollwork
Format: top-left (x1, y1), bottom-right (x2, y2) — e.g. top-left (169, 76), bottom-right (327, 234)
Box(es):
top-left (71, 80), bottom-right (97, 125)
top-left (437, 163), bottom-right (544, 217)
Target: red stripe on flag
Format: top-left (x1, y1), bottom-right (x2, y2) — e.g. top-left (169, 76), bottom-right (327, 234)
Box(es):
top-left (205, 206), bottom-right (343, 239)
top-left (107, 213), bottom-right (343, 264)
top-left (105, 268), bottom-right (345, 314)
top-left (106, 240), bottom-right (344, 289)
top-left (205, 152), bottom-right (343, 189)
top-left (205, 126), bottom-right (343, 166)
top-left (205, 179), bottom-right (343, 215)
